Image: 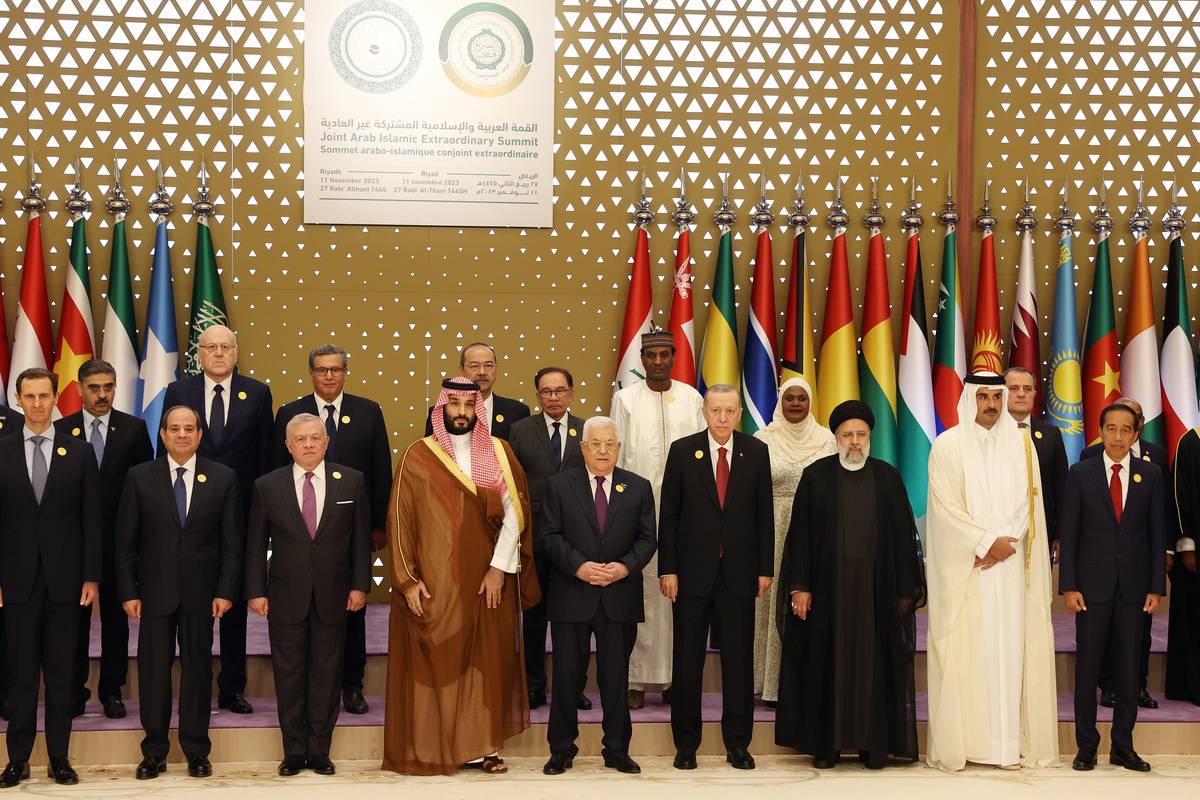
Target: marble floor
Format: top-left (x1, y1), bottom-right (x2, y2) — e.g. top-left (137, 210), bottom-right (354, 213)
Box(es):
top-left (33, 756), bottom-right (1200, 799)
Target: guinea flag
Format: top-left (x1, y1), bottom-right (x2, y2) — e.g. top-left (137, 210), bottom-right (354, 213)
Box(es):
top-left (816, 218), bottom-right (859, 426)
top-left (1082, 227), bottom-right (1120, 444)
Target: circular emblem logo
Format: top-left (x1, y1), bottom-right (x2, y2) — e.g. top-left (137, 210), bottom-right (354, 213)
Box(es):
top-left (440, 3), bottom-right (533, 97)
top-left (329, 0), bottom-right (423, 94)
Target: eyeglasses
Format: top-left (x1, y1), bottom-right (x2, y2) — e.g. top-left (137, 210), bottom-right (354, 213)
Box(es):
top-left (199, 344), bottom-right (236, 353)
top-left (465, 361), bottom-right (496, 371)
top-left (585, 440), bottom-right (618, 451)
top-left (538, 387), bottom-right (572, 398)
top-left (312, 367), bottom-right (346, 377)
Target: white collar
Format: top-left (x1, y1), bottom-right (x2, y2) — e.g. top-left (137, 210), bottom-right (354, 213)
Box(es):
top-left (83, 409), bottom-right (113, 429)
top-left (314, 392), bottom-right (344, 415)
top-left (204, 373), bottom-right (234, 394)
top-left (167, 453), bottom-right (198, 473)
top-left (1102, 450), bottom-right (1132, 475)
top-left (292, 461), bottom-right (326, 481)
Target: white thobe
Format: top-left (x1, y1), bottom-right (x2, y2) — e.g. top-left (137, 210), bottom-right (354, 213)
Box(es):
top-left (611, 380), bottom-right (705, 687)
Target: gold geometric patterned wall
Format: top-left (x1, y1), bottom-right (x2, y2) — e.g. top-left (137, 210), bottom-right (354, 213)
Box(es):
top-left (3, 1), bottom-right (1199, 594)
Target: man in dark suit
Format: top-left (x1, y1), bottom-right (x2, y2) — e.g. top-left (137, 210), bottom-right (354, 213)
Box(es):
top-left (1078, 396), bottom-right (1172, 710)
top-left (162, 324), bottom-right (273, 714)
top-left (56, 359), bottom-right (154, 719)
top-left (658, 384), bottom-right (773, 771)
top-left (116, 405), bottom-right (243, 780)
top-left (508, 366), bottom-right (590, 711)
top-left (0, 404), bottom-right (22, 720)
top-left (1061, 403), bottom-right (1167, 773)
top-left (0, 368), bottom-right (100, 787)
top-left (423, 342), bottom-right (530, 439)
top-left (247, 413), bottom-right (371, 778)
top-left (1005, 366), bottom-right (1068, 559)
top-left (272, 344), bottom-right (391, 715)
top-left (540, 415), bottom-right (657, 775)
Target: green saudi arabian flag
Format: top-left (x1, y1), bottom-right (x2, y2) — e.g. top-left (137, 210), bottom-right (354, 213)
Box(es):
top-left (185, 216), bottom-right (229, 375)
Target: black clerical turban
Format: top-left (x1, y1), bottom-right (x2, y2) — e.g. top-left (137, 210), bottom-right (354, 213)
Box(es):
top-left (828, 400), bottom-right (875, 433)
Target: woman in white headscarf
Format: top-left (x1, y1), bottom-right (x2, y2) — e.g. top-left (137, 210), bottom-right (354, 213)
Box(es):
top-left (753, 376), bottom-right (837, 702)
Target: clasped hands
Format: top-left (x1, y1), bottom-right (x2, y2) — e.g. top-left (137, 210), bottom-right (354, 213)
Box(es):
top-left (576, 561), bottom-right (629, 587)
top-left (974, 536), bottom-right (1019, 571)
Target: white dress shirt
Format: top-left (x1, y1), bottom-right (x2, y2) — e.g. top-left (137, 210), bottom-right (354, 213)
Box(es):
top-left (708, 432), bottom-right (733, 480)
top-left (292, 461), bottom-right (326, 530)
top-left (167, 453), bottom-right (198, 514)
top-left (545, 411), bottom-right (569, 461)
top-left (23, 426), bottom-right (54, 482)
top-left (586, 467), bottom-right (614, 502)
top-left (1102, 450), bottom-right (1132, 511)
top-left (449, 432), bottom-right (520, 573)
top-left (83, 409), bottom-right (113, 444)
top-left (203, 373), bottom-right (234, 427)
top-left (314, 393), bottom-right (344, 431)
top-left (482, 393), bottom-right (495, 425)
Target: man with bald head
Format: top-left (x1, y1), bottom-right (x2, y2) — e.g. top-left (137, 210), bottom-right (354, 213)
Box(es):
top-left (162, 324), bottom-right (274, 714)
top-left (1079, 396), bottom-right (1172, 710)
top-left (658, 385), bottom-right (773, 770)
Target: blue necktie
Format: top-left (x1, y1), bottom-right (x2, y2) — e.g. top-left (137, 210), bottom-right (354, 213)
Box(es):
top-left (324, 405), bottom-right (338, 450)
top-left (174, 466), bottom-right (188, 526)
top-left (209, 385), bottom-right (226, 447)
top-left (90, 418), bottom-right (105, 467)
top-left (550, 421), bottom-right (562, 470)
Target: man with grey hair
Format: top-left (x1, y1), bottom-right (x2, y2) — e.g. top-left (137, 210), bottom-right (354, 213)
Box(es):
top-left (273, 344), bottom-right (392, 714)
top-left (659, 384), bottom-right (773, 770)
top-left (163, 324), bottom-right (273, 714)
top-left (247, 412), bottom-right (371, 777)
top-left (540, 415), bottom-right (657, 775)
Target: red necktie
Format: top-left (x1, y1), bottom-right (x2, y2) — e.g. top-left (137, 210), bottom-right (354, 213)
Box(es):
top-left (1109, 463), bottom-right (1123, 523)
top-left (716, 446), bottom-right (729, 508)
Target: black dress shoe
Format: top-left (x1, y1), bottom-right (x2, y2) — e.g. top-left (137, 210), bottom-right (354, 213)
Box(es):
top-left (1137, 689), bottom-right (1159, 709)
top-left (1110, 748), bottom-right (1151, 772)
top-left (48, 760), bottom-right (79, 785)
top-left (859, 751), bottom-right (886, 770)
top-left (342, 688), bottom-right (369, 715)
top-left (136, 756), bottom-right (166, 780)
top-left (278, 755), bottom-right (307, 776)
top-left (529, 691), bottom-right (546, 710)
top-left (727, 748), bottom-right (755, 770)
top-left (0, 762), bottom-right (28, 788)
top-left (542, 753), bottom-right (573, 775)
top-left (577, 694), bottom-right (592, 710)
top-left (218, 694), bottom-right (254, 714)
top-left (71, 700), bottom-right (87, 718)
top-left (102, 695), bottom-right (127, 719)
top-left (662, 687), bottom-right (673, 705)
top-left (187, 756), bottom-right (212, 778)
top-left (603, 752), bottom-right (641, 774)
top-left (813, 753), bottom-right (840, 769)
top-left (308, 755), bottom-right (336, 775)
top-left (1072, 748), bottom-right (1097, 771)
top-left (673, 751), bottom-right (697, 770)
top-left (1099, 688), bottom-right (1116, 708)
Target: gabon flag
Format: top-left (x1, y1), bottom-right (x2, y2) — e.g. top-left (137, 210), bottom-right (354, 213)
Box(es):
top-left (1081, 203), bottom-right (1120, 445)
top-left (816, 188), bottom-right (859, 426)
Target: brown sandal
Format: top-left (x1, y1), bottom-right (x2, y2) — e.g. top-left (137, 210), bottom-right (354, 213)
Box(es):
top-left (480, 755), bottom-right (507, 774)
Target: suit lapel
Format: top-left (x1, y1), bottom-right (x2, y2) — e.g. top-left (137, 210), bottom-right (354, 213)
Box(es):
top-left (157, 459), bottom-right (185, 529)
top-left (696, 439), bottom-right (720, 510)
top-left (314, 463), bottom-right (339, 541)
top-left (572, 470), bottom-right (602, 537)
top-left (1093, 457), bottom-right (1120, 524)
top-left (7, 436), bottom-right (38, 505)
top-left (277, 467), bottom-right (311, 540)
top-left (184, 459), bottom-right (211, 527)
top-left (1122, 458), bottom-right (1149, 528)
top-left (601, 470), bottom-right (625, 535)
top-left (722, 435), bottom-right (746, 508)
top-left (561, 414), bottom-right (583, 471)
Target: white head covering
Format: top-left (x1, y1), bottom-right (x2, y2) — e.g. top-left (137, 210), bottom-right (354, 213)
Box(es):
top-left (955, 372), bottom-right (1028, 539)
top-left (754, 376), bottom-right (836, 465)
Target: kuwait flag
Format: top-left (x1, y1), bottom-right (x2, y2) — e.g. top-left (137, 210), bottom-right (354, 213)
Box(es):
top-left (740, 229), bottom-right (777, 433)
top-left (931, 219), bottom-right (965, 432)
top-left (1121, 231), bottom-right (1162, 445)
top-left (780, 222), bottom-right (817, 413)
top-left (184, 216), bottom-right (230, 375)
top-left (137, 220), bottom-right (180, 451)
top-left (1046, 228), bottom-right (1084, 464)
top-left (53, 213), bottom-right (97, 415)
top-left (1161, 229), bottom-right (1197, 464)
top-left (1007, 226), bottom-right (1043, 416)
top-left (101, 212), bottom-right (140, 415)
top-left (970, 227), bottom-right (1004, 374)
top-left (816, 220), bottom-right (858, 426)
top-left (1082, 229), bottom-right (1120, 444)
top-left (898, 222), bottom-right (935, 524)
top-left (698, 228), bottom-right (740, 394)
top-left (7, 211), bottom-right (54, 403)
top-left (858, 222), bottom-right (898, 466)
top-left (666, 224), bottom-right (696, 386)
top-left (613, 226), bottom-right (652, 391)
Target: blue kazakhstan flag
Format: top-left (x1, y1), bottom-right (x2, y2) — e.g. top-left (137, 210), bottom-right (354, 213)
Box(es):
top-left (1046, 226), bottom-right (1084, 464)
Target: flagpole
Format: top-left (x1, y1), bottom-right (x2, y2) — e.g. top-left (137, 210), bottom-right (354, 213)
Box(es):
top-left (666, 168), bottom-right (696, 386)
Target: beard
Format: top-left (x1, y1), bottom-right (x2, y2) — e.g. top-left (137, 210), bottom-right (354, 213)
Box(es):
top-left (838, 442), bottom-right (870, 469)
top-left (443, 408), bottom-right (478, 434)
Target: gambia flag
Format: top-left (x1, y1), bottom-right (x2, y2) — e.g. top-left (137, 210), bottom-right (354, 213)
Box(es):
top-left (858, 222), bottom-right (897, 465)
top-left (816, 219), bottom-right (858, 426)
top-left (1082, 229), bottom-right (1120, 445)
top-left (740, 229), bottom-right (777, 433)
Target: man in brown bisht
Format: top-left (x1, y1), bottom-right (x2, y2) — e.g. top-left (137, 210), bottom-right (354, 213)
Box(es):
top-left (383, 376), bottom-right (539, 776)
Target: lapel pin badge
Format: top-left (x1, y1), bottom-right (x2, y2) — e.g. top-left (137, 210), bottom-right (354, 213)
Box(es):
top-left (56, 446), bottom-right (67, 456)
top-left (1034, 430), bottom-right (1043, 439)
top-left (197, 474), bottom-right (207, 483)
top-left (496, 414), bottom-right (505, 423)
top-left (694, 450), bottom-right (704, 459)
top-left (332, 471), bottom-right (343, 479)
top-left (1142, 453), bottom-right (1151, 461)
top-left (72, 427), bottom-right (81, 437)
top-left (1133, 473), bottom-right (1143, 483)
top-left (616, 483), bottom-right (626, 493)
top-left (568, 428), bottom-right (577, 437)
top-left (342, 415), bottom-right (351, 424)
top-left (238, 390), bottom-right (247, 400)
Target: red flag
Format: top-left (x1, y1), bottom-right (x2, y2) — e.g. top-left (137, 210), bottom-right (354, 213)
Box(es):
top-left (53, 215), bottom-right (97, 415)
top-left (970, 228), bottom-right (1003, 374)
top-left (0, 263), bottom-right (9, 405)
top-left (667, 226), bottom-right (696, 385)
top-left (6, 212), bottom-right (54, 402)
top-left (613, 226), bottom-right (653, 391)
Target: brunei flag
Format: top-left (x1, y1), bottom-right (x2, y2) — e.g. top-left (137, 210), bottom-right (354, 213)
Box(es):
top-left (1046, 225), bottom-right (1084, 464)
top-left (780, 220), bottom-right (817, 413)
top-left (698, 228), bottom-right (739, 394)
top-left (1161, 223), bottom-right (1197, 464)
top-left (1120, 224), bottom-right (1162, 445)
top-left (1082, 225), bottom-right (1120, 444)
top-left (817, 216), bottom-right (858, 426)
top-left (858, 219), bottom-right (897, 465)
top-left (740, 229), bottom-right (777, 433)
top-left (931, 216), bottom-right (965, 432)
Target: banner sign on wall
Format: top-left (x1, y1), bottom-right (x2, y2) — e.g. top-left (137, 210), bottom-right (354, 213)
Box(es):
top-left (304, 1), bottom-right (554, 227)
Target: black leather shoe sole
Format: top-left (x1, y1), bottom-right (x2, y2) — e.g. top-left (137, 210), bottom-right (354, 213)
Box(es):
top-left (136, 758), bottom-right (166, 780)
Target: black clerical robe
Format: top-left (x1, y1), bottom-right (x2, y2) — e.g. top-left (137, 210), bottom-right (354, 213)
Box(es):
top-left (1168, 428), bottom-right (1200, 703)
top-left (775, 455), bottom-right (924, 762)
